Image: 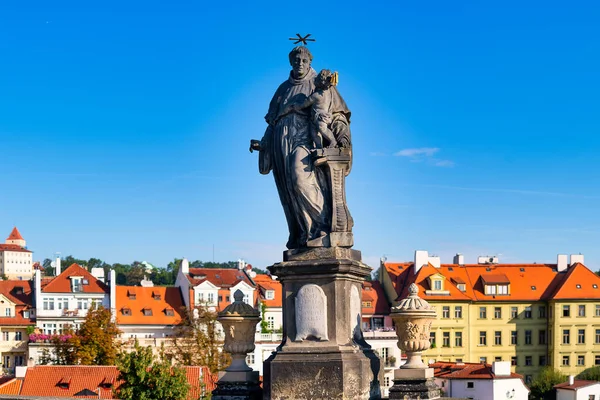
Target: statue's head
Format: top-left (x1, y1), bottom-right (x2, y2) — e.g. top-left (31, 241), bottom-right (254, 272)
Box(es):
top-left (289, 46), bottom-right (313, 79)
top-left (315, 69), bottom-right (334, 90)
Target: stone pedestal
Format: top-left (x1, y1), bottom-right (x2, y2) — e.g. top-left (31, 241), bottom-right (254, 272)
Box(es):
top-left (264, 249), bottom-right (382, 400)
top-left (388, 368), bottom-right (440, 399)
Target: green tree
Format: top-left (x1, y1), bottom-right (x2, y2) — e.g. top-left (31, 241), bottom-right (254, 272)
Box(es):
top-left (530, 367), bottom-right (566, 400)
top-left (124, 263), bottom-right (145, 286)
top-left (115, 341), bottom-right (190, 400)
top-left (577, 365), bottom-right (600, 380)
top-left (77, 305), bottom-right (121, 365)
top-left (168, 305), bottom-right (230, 374)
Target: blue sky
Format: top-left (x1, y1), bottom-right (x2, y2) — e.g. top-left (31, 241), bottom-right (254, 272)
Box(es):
top-left (1, 1), bottom-right (599, 272)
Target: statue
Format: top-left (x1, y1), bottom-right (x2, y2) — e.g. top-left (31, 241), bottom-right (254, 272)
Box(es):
top-left (250, 46), bottom-right (353, 250)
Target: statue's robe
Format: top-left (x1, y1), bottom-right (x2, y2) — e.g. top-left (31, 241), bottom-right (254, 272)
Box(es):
top-left (259, 68), bottom-right (352, 249)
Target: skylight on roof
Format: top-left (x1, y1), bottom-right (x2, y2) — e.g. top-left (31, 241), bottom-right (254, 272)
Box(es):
top-left (520, 268), bottom-right (525, 272)
top-left (531, 286), bottom-right (536, 290)
top-left (594, 284), bottom-right (598, 289)
top-left (576, 284), bottom-right (581, 289)
top-left (448, 267), bottom-right (454, 271)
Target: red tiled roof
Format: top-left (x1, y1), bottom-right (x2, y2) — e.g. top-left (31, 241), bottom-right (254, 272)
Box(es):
top-left (385, 261), bottom-right (600, 302)
top-left (0, 244), bottom-right (31, 253)
top-left (116, 286), bottom-right (185, 325)
top-left (187, 268), bottom-right (254, 289)
top-left (254, 274), bottom-right (282, 308)
top-left (432, 362), bottom-right (523, 380)
top-left (42, 264), bottom-right (109, 294)
top-left (7, 227), bottom-right (24, 241)
top-left (554, 380), bottom-right (599, 390)
top-left (0, 378), bottom-right (22, 395)
top-left (0, 280), bottom-right (34, 326)
top-left (362, 281), bottom-right (389, 316)
top-left (19, 365), bottom-right (217, 399)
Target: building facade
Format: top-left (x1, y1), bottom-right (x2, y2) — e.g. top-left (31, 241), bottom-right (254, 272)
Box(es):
top-left (0, 227), bottom-right (33, 280)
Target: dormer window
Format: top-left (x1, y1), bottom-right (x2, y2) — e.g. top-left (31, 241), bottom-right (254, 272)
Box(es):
top-left (128, 289), bottom-right (136, 300)
top-left (142, 308), bottom-right (152, 316)
top-left (122, 308), bottom-right (131, 316)
top-left (152, 292), bottom-right (161, 300)
top-left (70, 277), bottom-right (83, 293)
top-left (265, 290), bottom-right (275, 300)
top-left (165, 308), bottom-right (174, 316)
top-left (57, 376), bottom-right (71, 389)
top-left (362, 301), bottom-right (372, 308)
top-left (457, 284), bottom-right (466, 292)
top-left (482, 275), bottom-right (510, 296)
top-left (14, 287), bottom-right (23, 295)
top-left (434, 281), bottom-right (442, 290)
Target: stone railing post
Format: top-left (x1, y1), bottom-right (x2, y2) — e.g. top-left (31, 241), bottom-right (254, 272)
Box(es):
top-left (211, 290), bottom-right (262, 400)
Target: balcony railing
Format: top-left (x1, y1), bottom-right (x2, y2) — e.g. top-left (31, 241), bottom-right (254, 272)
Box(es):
top-left (62, 309), bottom-right (80, 317)
top-left (256, 332), bottom-right (283, 342)
top-left (362, 329), bottom-right (397, 339)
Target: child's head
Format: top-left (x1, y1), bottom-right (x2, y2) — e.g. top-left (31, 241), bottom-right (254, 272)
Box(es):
top-left (315, 69), bottom-right (335, 90)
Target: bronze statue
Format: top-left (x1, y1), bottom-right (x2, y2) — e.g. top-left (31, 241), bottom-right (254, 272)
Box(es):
top-left (250, 46), bottom-right (353, 250)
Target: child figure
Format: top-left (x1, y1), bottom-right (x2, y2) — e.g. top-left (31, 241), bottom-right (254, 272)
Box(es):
top-left (285, 69), bottom-right (338, 149)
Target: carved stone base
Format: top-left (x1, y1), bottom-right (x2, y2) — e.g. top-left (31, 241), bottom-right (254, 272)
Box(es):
top-left (211, 371), bottom-right (263, 400)
top-left (388, 369), bottom-right (440, 399)
top-left (264, 255), bottom-right (382, 400)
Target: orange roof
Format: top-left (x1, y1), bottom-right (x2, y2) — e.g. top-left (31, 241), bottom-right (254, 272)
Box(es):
top-left (554, 380), bottom-right (599, 390)
top-left (7, 227), bottom-right (24, 241)
top-left (0, 244), bottom-right (31, 253)
top-left (386, 261), bottom-right (600, 302)
top-left (0, 377), bottom-right (22, 395)
top-left (186, 268), bottom-right (254, 288)
top-left (0, 280), bottom-right (34, 326)
top-left (116, 286), bottom-right (185, 325)
top-left (42, 264), bottom-right (109, 294)
top-left (432, 362), bottom-right (524, 381)
top-left (19, 365), bottom-right (216, 399)
top-left (254, 274), bottom-right (282, 308)
top-left (362, 281), bottom-right (389, 316)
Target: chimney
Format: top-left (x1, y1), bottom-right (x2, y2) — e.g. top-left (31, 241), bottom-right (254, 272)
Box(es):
top-left (181, 258), bottom-right (189, 274)
top-left (237, 259), bottom-right (246, 270)
top-left (414, 250), bottom-right (428, 275)
top-left (109, 270), bottom-right (116, 318)
top-left (568, 375), bottom-right (575, 386)
top-left (453, 253), bottom-right (465, 265)
top-left (492, 361), bottom-right (511, 377)
top-left (55, 257), bottom-right (61, 276)
top-left (91, 268), bottom-right (104, 282)
top-left (428, 255), bottom-right (441, 268)
top-left (570, 254), bottom-right (584, 266)
top-left (557, 254), bottom-right (568, 272)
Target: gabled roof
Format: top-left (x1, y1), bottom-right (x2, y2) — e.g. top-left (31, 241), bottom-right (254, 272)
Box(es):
top-left (7, 227), bottom-right (23, 241)
top-left (550, 263), bottom-right (600, 300)
top-left (554, 379), bottom-right (600, 390)
top-left (0, 280), bottom-right (34, 326)
top-left (18, 365), bottom-right (217, 399)
top-left (362, 281), bottom-right (389, 315)
top-left (0, 244), bottom-right (31, 253)
top-left (116, 286), bottom-right (185, 325)
top-left (42, 264), bottom-right (109, 294)
top-left (0, 377), bottom-right (22, 395)
top-left (254, 274), bottom-right (282, 308)
top-left (186, 268), bottom-right (254, 289)
top-left (432, 362), bottom-right (524, 381)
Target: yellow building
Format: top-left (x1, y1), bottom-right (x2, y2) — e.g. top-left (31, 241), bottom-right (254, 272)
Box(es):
top-left (0, 280), bottom-right (34, 372)
top-left (380, 253), bottom-right (600, 384)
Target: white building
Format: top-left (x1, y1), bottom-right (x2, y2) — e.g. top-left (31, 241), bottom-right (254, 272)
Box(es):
top-left (0, 227), bottom-right (33, 280)
top-left (555, 377), bottom-right (600, 400)
top-left (433, 361), bottom-right (530, 400)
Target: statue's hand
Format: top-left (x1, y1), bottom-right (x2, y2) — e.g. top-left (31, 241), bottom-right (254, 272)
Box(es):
top-left (249, 139), bottom-right (261, 153)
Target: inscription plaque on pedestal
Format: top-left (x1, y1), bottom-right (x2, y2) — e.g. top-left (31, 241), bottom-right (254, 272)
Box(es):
top-left (295, 284), bottom-right (328, 341)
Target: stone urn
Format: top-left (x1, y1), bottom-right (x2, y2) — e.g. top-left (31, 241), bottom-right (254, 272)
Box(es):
top-left (390, 283), bottom-right (437, 369)
top-left (217, 289), bottom-right (261, 373)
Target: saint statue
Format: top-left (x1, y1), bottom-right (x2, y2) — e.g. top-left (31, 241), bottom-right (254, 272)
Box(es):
top-left (251, 46), bottom-right (353, 250)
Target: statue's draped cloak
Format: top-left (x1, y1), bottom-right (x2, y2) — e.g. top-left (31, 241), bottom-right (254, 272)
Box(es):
top-left (260, 68), bottom-right (352, 249)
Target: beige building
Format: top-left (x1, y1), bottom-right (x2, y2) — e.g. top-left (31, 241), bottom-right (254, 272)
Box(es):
top-left (0, 280), bottom-right (35, 372)
top-left (0, 227), bottom-right (33, 280)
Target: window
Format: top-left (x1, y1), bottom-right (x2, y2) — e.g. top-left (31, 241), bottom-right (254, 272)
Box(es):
top-left (498, 284), bottom-right (508, 295)
top-left (442, 306), bottom-right (450, 319)
top-left (563, 305), bottom-right (570, 317)
top-left (455, 332), bottom-right (463, 347)
top-left (479, 331), bottom-right (487, 346)
top-left (442, 331), bottom-right (450, 347)
top-left (384, 376), bottom-right (391, 387)
top-left (525, 356), bottom-right (532, 366)
top-left (525, 330), bottom-right (532, 345)
top-left (494, 331), bottom-right (502, 345)
top-left (578, 355), bottom-right (585, 366)
top-left (485, 285), bottom-right (496, 295)
top-left (207, 293), bottom-right (215, 304)
top-left (494, 307), bottom-right (501, 319)
top-left (77, 300), bottom-right (89, 310)
top-left (511, 356), bottom-right (517, 366)
top-left (596, 355), bottom-right (600, 365)
top-left (589, 395), bottom-right (596, 400)
top-left (454, 306), bottom-right (462, 319)
top-left (122, 308), bottom-right (131, 316)
top-left (267, 316), bottom-right (275, 330)
top-left (430, 332), bottom-right (436, 347)
top-left (72, 278), bottom-right (82, 292)
top-left (362, 301), bottom-right (372, 308)
top-left (539, 306), bottom-right (546, 318)
top-left (539, 355), bottom-right (546, 366)
top-left (524, 306), bottom-right (532, 319)
top-left (455, 358), bottom-right (463, 363)
top-left (23, 311), bottom-right (29, 319)
top-left (525, 375), bottom-right (533, 384)
top-left (539, 330), bottom-right (547, 345)
top-left (165, 308), bottom-right (174, 316)
top-left (4, 356), bottom-right (10, 368)
top-left (246, 353), bottom-right (255, 365)
top-left (466, 382), bottom-right (474, 389)
top-left (434, 280), bottom-right (442, 290)
top-left (579, 305), bottom-right (586, 317)
top-left (479, 357), bottom-right (487, 363)
top-left (153, 292), bottom-right (161, 300)
top-left (579, 329), bottom-right (586, 344)
top-left (596, 329), bottom-right (600, 344)
top-left (4, 309), bottom-right (10, 317)
top-left (563, 329), bottom-right (570, 345)
top-left (479, 307), bottom-right (487, 319)
top-left (143, 308), bottom-right (152, 316)
top-left (494, 356), bottom-right (502, 362)
top-left (457, 283), bottom-right (466, 291)
top-left (511, 331), bottom-right (518, 345)
top-left (596, 305), bottom-right (600, 317)
top-left (511, 307), bottom-right (518, 318)
top-left (14, 331), bottom-right (22, 340)
top-left (266, 290), bottom-right (275, 300)
top-left (43, 298), bottom-right (55, 310)
top-left (562, 355), bottom-right (570, 366)
top-left (243, 294), bottom-right (250, 304)
top-left (14, 356), bottom-right (23, 366)
top-left (128, 291), bottom-right (136, 300)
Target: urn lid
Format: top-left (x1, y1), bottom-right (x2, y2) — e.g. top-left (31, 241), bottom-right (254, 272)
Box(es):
top-left (392, 283), bottom-right (436, 314)
top-left (218, 289), bottom-right (260, 318)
